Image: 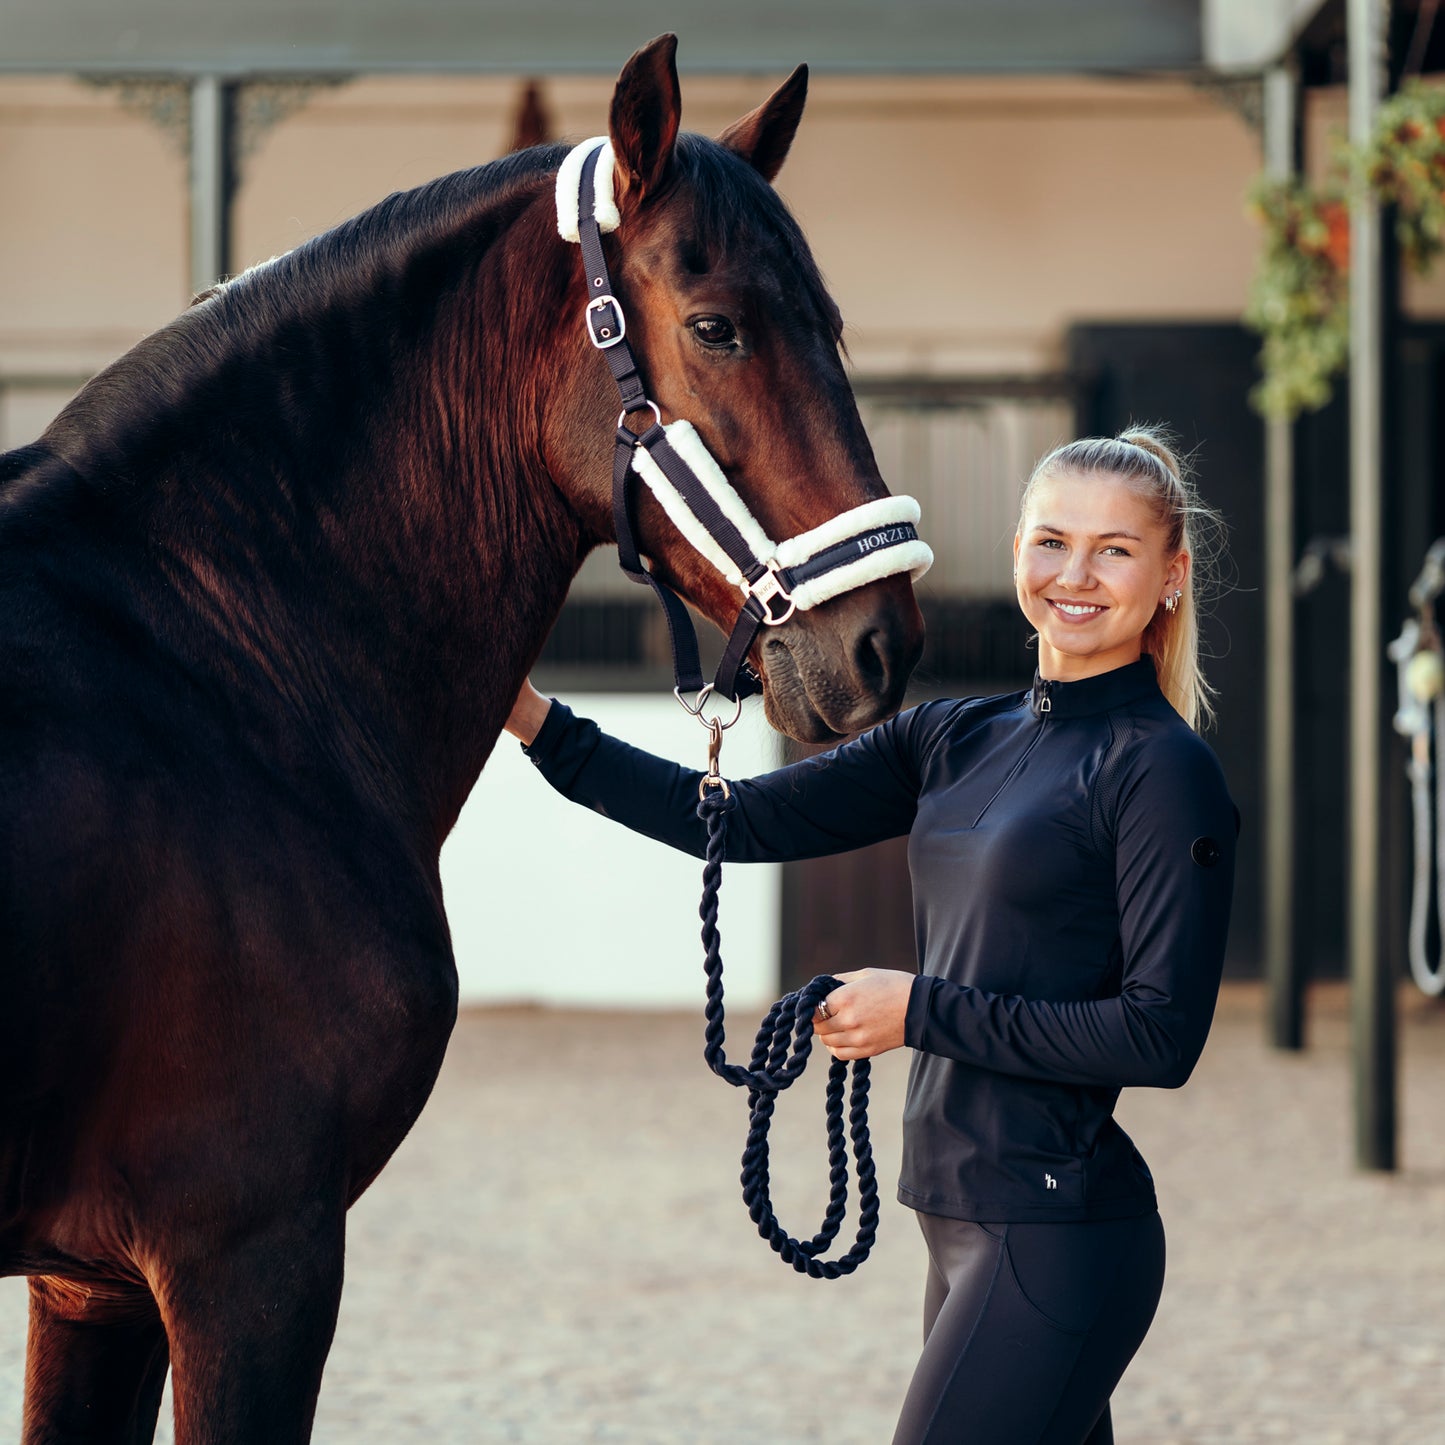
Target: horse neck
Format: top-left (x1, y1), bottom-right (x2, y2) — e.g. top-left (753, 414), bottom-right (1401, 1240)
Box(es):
top-left (329, 202), bottom-right (595, 835)
top-left (127, 182), bottom-right (595, 845)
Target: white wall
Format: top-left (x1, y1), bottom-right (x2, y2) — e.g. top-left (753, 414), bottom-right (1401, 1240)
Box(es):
top-left (440, 694), bottom-right (783, 1009)
top-left (0, 79), bottom-right (188, 384)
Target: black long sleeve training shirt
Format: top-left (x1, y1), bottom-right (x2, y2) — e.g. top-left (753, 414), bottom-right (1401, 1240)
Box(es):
top-left (523, 657), bottom-right (1237, 1223)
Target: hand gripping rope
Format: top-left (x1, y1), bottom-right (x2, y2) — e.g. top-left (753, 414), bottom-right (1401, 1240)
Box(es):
top-left (557, 138), bottom-right (922, 1275)
top-left (696, 727), bottom-right (879, 1278)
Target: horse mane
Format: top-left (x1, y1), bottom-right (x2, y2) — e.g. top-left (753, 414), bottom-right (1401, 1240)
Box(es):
top-left (191, 142), bottom-right (572, 350)
top-left (0, 144), bottom-right (570, 510)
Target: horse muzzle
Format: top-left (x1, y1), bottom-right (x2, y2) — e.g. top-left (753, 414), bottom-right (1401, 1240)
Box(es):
top-left (759, 577), bottom-right (925, 742)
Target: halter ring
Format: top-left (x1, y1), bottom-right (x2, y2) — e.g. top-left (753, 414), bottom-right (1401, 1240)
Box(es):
top-left (618, 401), bottom-right (663, 433)
top-left (674, 683), bottom-right (744, 730)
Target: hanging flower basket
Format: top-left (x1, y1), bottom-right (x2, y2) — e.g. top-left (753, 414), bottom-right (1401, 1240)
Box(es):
top-left (1246, 81), bottom-right (1445, 421)
top-left (1361, 83), bottom-right (1445, 270)
top-left (1245, 177), bottom-right (1350, 418)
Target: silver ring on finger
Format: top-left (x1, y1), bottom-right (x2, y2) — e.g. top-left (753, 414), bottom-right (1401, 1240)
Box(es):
top-left (816, 998), bottom-right (833, 1021)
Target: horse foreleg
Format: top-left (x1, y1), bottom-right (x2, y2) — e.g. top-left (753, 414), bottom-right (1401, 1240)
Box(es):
top-left (160, 1216), bottom-right (346, 1445)
top-left (22, 1275), bottom-right (170, 1445)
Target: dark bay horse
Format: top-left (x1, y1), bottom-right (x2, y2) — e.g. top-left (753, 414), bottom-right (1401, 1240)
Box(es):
top-left (0, 35), bottom-right (923, 1441)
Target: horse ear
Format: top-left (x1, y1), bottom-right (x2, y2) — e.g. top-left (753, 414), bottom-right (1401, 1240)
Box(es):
top-left (609, 34), bottom-right (682, 207)
top-left (717, 65), bottom-right (808, 183)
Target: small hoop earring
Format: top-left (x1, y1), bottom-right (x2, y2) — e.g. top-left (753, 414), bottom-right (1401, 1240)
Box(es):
top-left (1163, 588), bottom-right (1182, 615)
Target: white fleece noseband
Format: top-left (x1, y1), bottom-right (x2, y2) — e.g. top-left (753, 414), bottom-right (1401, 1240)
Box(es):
top-left (632, 421), bottom-right (932, 612)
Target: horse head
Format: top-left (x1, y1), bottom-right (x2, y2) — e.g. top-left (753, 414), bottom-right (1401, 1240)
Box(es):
top-left (546, 36), bottom-right (926, 743)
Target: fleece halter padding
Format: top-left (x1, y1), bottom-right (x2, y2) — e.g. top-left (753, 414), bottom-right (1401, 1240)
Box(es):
top-left (555, 135), bottom-right (620, 241)
top-left (631, 423), bottom-right (933, 612)
top-left (559, 135), bottom-right (932, 702)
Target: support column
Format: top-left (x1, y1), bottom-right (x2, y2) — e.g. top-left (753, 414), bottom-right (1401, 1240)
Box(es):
top-left (1263, 62), bottom-right (1303, 1051)
top-left (1347, 0), bottom-right (1396, 1171)
top-left (189, 75), bottom-right (230, 296)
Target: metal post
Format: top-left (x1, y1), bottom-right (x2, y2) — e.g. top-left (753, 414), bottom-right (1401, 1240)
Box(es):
top-left (189, 75), bottom-right (229, 296)
top-left (1262, 62), bottom-right (1303, 1051)
top-left (1347, 0), bottom-right (1396, 1171)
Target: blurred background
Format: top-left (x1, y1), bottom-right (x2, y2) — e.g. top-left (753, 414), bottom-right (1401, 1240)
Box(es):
top-left (5, 1), bottom-right (1443, 1011)
top-left (1, 2), bottom-right (1444, 1438)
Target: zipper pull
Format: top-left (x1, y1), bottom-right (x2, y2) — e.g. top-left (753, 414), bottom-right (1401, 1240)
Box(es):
top-left (1036, 679), bottom-right (1052, 715)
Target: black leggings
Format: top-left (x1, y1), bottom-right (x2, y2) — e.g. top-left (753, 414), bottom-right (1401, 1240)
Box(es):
top-left (892, 1210), bottom-right (1166, 1445)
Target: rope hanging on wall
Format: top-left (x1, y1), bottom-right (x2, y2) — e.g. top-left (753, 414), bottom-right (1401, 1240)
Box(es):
top-left (1390, 537), bottom-right (1445, 996)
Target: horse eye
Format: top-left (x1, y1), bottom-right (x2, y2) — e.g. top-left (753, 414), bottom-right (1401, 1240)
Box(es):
top-left (691, 316), bottom-right (737, 348)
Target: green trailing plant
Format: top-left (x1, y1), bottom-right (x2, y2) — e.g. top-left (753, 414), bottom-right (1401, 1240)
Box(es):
top-left (1245, 177), bottom-right (1351, 419)
top-left (1245, 81), bottom-right (1445, 421)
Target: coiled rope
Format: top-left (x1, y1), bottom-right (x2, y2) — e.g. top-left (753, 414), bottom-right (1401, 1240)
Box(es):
top-left (695, 780), bottom-right (879, 1278)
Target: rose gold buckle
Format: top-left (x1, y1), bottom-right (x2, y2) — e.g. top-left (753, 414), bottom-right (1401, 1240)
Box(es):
top-left (742, 562), bottom-right (797, 625)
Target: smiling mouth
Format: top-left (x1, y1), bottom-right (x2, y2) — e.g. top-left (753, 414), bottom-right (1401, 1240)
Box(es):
top-left (1047, 599), bottom-right (1107, 619)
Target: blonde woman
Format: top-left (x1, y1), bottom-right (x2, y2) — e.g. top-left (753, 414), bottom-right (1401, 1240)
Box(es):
top-left (507, 429), bottom-right (1236, 1444)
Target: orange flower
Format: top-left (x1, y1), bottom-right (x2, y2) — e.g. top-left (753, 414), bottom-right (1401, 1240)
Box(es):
top-left (1320, 201), bottom-right (1351, 271)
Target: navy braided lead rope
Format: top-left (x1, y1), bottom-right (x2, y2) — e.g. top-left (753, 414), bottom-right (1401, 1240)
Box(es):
top-left (695, 783), bottom-right (880, 1278)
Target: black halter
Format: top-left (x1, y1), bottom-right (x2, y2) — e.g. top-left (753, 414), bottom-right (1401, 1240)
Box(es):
top-left (571, 141), bottom-right (928, 706)
top-left (563, 139), bottom-right (922, 1278)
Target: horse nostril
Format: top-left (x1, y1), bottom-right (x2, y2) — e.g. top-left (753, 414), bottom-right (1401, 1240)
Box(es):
top-left (851, 604), bottom-right (923, 716)
top-left (855, 626), bottom-right (891, 692)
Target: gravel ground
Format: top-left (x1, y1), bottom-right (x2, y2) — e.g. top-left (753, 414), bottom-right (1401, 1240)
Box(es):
top-left (2, 982), bottom-right (1443, 1443)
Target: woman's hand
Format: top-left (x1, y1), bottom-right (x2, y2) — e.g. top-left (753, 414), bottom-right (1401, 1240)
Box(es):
top-left (813, 968), bottom-right (914, 1060)
top-left (503, 679), bottom-right (553, 745)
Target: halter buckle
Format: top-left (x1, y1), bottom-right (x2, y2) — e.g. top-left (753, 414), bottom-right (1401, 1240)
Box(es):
top-left (743, 562), bottom-right (797, 626)
top-left (586, 295), bottom-right (626, 349)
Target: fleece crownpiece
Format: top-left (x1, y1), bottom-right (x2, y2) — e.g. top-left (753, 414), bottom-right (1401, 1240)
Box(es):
top-left (556, 136), bottom-right (620, 242)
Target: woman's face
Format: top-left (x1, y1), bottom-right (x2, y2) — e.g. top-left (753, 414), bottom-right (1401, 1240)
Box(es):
top-left (1013, 469), bottom-right (1188, 682)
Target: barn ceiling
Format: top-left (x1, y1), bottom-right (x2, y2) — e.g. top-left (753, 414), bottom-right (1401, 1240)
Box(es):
top-left (0, 0), bottom-right (1204, 77)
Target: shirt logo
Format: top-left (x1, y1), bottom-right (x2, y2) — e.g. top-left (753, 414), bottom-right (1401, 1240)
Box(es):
top-left (1191, 837), bottom-right (1222, 868)
top-left (1044, 1173), bottom-right (1057, 1190)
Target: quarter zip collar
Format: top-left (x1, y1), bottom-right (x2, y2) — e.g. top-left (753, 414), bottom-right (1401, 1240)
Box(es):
top-left (1029, 657), bottom-right (1161, 719)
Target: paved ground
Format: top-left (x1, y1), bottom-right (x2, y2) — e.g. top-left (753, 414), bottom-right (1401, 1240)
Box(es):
top-left (2, 983), bottom-right (1444, 1442)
